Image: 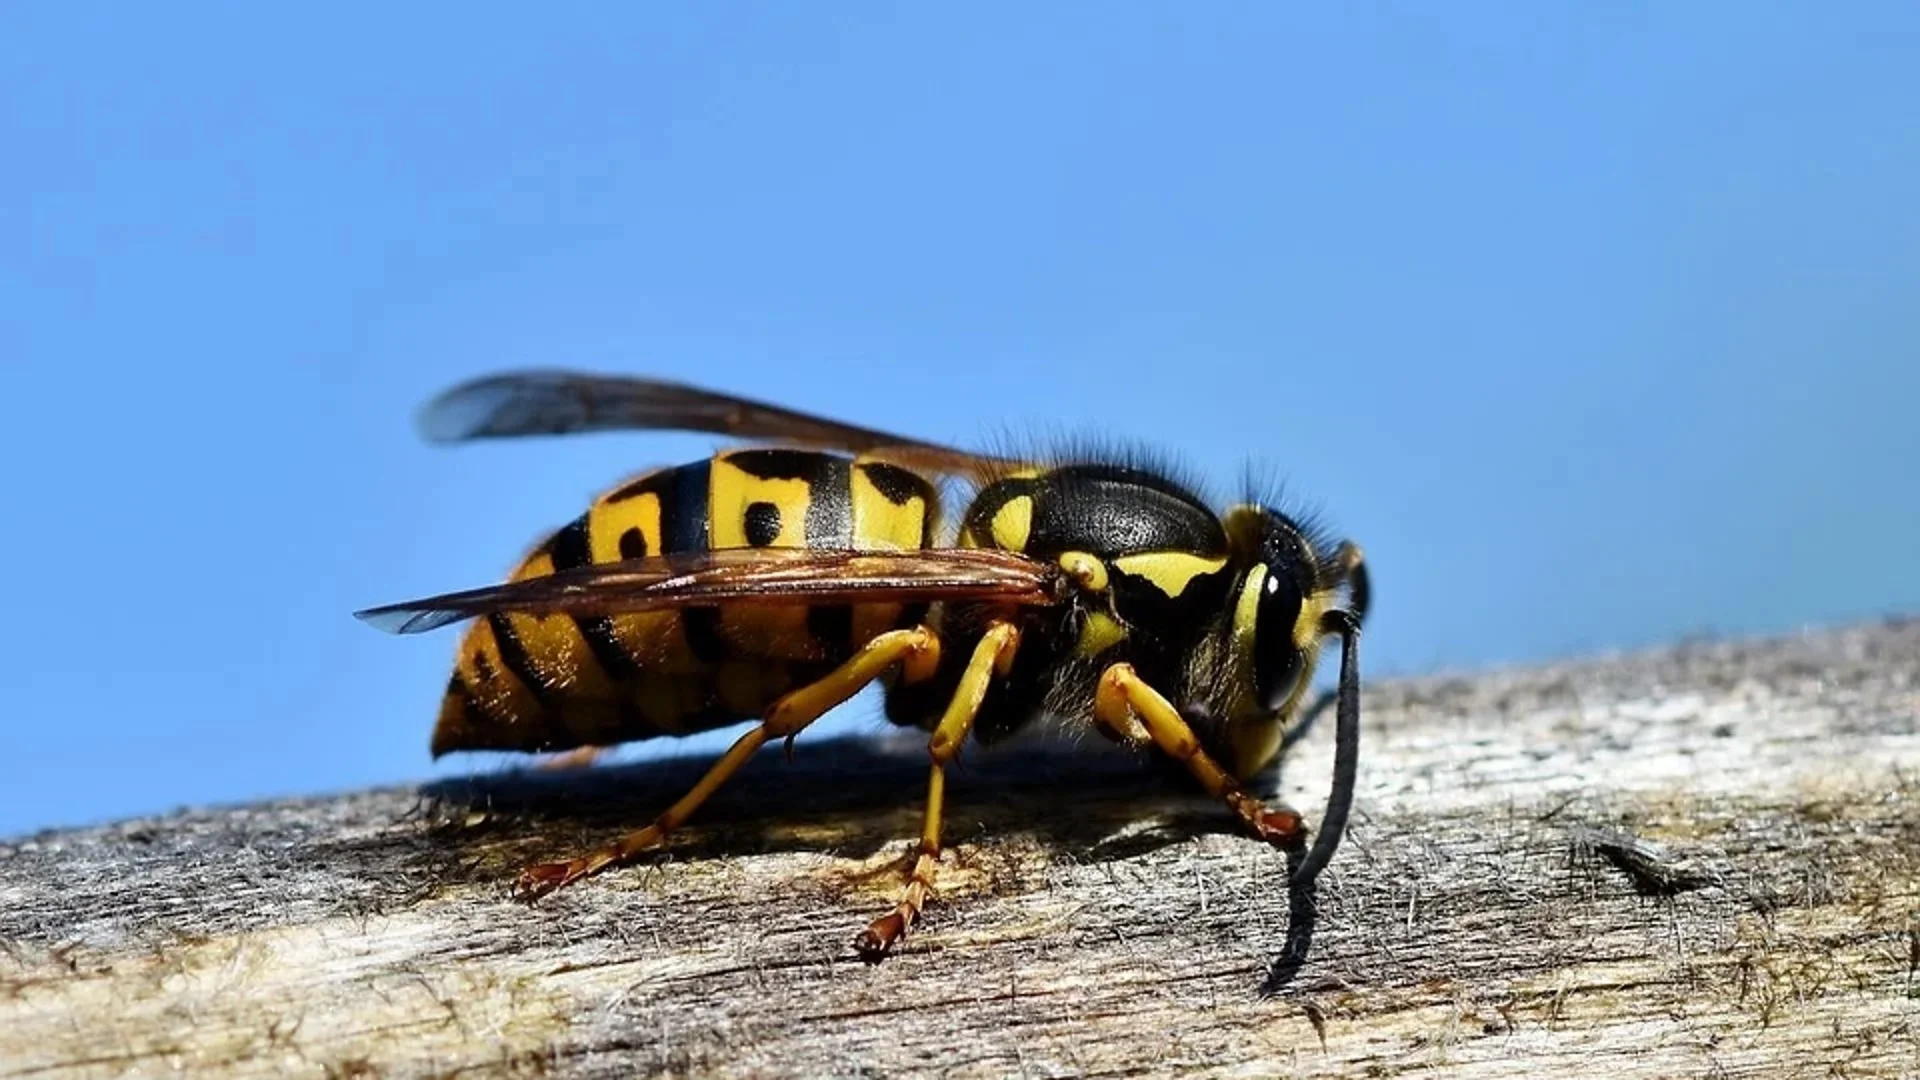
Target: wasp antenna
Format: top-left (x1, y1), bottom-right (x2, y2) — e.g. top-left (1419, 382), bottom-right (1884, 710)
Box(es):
top-left (1289, 608), bottom-right (1360, 891)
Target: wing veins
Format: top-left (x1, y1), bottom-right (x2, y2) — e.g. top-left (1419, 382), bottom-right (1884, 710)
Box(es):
top-left (416, 369), bottom-right (1013, 479)
top-left (355, 547), bottom-right (1063, 634)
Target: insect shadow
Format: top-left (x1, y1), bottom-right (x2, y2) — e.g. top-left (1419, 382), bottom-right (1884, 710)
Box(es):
top-left (400, 729), bottom-right (1294, 887)
top-left (328, 727), bottom-right (1328, 979)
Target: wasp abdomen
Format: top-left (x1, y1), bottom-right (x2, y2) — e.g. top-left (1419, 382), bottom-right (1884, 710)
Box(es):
top-left (432, 449), bottom-right (937, 755)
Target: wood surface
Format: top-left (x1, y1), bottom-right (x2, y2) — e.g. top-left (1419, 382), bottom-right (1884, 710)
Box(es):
top-left (3, 618), bottom-right (1918, 1078)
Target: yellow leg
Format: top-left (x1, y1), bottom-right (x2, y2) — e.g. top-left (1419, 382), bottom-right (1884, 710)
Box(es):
top-left (514, 626), bottom-right (942, 900)
top-left (856, 620), bottom-right (1019, 957)
top-left (1094, 663), bottom-right (1307, 849)
top-left (766, 626), bottom-right (942, 749)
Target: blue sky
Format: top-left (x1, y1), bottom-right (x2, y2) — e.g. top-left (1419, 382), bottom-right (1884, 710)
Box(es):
top-left (4, 5), bottom-right (1916, 836)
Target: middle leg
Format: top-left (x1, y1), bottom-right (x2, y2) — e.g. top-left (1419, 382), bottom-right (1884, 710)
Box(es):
top-left (855, 619), bottom-right (1020, 958)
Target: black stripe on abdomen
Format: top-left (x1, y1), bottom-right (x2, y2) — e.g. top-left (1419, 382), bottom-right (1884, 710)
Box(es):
top-left (803, 455), bottom-right (852, 547)
top-left (549, 512), bottom-right (644, 680)
top-left (663, 459), bottom-right (728, 664)
top-left (665, 459), bottom-right (713, 554)
top-left (805, 455), bottom-right (855, 655)
top-left (488, 612), bottom-right (556, 709)
top-left (806, 604), bottom-right (855, 657)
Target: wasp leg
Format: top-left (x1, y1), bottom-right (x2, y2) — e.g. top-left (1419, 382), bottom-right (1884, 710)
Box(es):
top-left (1094, 663), bottom-right (1308, 849)
top-left (856, 620), bottom-right (1020, 959)
top-left (514, 626), bottom-right (943, 899)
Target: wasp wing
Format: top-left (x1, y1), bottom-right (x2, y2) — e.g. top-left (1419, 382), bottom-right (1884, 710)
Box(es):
top-left (416, 368), bottom-right (1013, 479)
top-left (355, 547), bottom-right (1064, 635)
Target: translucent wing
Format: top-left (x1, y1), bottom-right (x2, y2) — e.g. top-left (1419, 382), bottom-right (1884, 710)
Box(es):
top-left (356, 546), bottom-right (1065, 635)
top-left (416, 369), bottom-right (1013, 479)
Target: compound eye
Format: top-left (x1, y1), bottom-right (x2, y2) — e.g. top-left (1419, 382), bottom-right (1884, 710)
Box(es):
top-left (1253, 568), bottom-right (1305, 710)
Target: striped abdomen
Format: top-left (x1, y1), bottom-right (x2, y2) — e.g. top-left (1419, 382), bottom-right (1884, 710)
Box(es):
top-left (432, 449), bottom-right (938, 756)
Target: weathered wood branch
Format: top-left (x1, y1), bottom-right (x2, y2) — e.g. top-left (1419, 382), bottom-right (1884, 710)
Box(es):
top-left (4, 619), bottom-right (1919, 1078)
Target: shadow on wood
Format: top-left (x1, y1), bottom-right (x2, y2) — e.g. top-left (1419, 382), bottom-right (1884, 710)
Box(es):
top-left (404, 731), bottom-right (1229, 873)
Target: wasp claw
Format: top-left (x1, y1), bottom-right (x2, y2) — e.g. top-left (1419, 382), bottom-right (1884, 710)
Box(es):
top-left (855, 913), bottom-right (907, 961)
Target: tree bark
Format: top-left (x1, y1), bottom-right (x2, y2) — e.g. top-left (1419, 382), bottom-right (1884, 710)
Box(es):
top-left (4, 619), bottom-right (1918, 1079)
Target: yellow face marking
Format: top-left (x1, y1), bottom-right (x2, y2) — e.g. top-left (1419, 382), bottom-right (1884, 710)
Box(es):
top-left (1230, 564), bottom-right (1265, 681)
top-left (1228, 564), bottom-right (1329, 704)
top-left (1294, 592), bottom-right (1331, 651)
top-left (1112, 552), bottom-right (1229, 598)
top-left (1231, 565), bottom-right (1265, 644)
top-left (988, 495), bottom-right (1033, 551)
top-left (1075, 610), bottom-right (1129, 658)
top-left (1057, 551), bottom-right (1109, 593)
top-left (1223, 563), bottom-right (1334, 777)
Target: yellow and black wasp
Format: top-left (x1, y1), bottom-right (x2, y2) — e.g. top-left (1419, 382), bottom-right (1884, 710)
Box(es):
top-left (357, 370), bottom-right (1369, 956)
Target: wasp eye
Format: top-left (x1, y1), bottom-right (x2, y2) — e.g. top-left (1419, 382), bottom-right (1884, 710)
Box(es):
top-left (1253, 569), bottom-right (1305, 710)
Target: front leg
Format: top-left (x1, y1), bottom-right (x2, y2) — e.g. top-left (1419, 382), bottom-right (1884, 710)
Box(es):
top-left (1093, 663), bottom-right (1308, 851)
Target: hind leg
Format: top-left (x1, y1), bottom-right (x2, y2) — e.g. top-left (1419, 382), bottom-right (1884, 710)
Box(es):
top-left (514, 626), bottom-right (943, 898)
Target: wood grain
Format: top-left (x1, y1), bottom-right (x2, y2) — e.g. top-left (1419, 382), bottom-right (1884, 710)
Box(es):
top-left (4, 618), bottom-right (1918, 1078)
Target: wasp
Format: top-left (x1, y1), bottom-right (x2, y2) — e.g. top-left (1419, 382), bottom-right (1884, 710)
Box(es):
top-left (358, 370), bottom-right (1369, 956)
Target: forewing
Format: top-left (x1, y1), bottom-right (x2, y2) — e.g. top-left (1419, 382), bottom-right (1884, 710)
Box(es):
top-left (355, 547), bottom-right (1064, 634)
top-left (416, 368), bottom-right (1012, 478)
